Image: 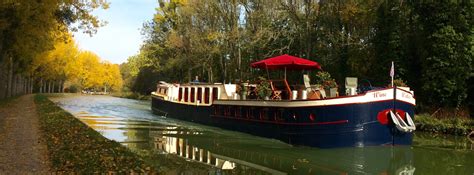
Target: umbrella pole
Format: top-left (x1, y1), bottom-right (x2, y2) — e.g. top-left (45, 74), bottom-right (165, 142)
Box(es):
top-left (284, 67), bottom-right (287, 80)
top-left (266, 65), bottom-right (270, 80)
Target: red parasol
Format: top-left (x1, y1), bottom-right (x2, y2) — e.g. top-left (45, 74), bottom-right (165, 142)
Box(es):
top-left (250, 54), bottom-right (322, 70)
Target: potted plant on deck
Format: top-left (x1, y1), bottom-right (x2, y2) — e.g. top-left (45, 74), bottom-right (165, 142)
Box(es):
top-left (240, 81), bottom-right (249, 100)
top-left (314, 71), bottom-right (338, 98)
top-left (257, 77), bottom-right (272, 100)
top-left (323, 79), bottom-right (338, 97)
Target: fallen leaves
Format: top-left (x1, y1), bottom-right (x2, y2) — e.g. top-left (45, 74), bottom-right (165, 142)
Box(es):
top-left (34, 95), bottom-right (154, 174)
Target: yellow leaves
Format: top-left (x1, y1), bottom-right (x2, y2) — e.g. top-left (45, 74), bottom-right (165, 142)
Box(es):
top-left (167, 31), bottom-right (184, 48)
top-left (206, 32), bottom-right (220, 41)
top-left (32, 33), bottom-right (123, 92)
top-left (73, 51), bottom-right (123, 91)
top-left (173, 0), bottom-right (188, 6)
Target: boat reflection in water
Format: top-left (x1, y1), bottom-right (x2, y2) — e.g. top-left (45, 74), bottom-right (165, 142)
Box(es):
top-left (51, 95), bottom-right (473, 175)
top-left (148, 130), bottom-right (416, 175)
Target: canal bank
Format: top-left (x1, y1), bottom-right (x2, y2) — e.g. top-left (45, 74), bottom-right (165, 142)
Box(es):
top-left (34, 94), bottom-right (152, 173)
top-left (49, 94), bottom-right (474, 174)
top-left (415, 114), bottom-right (473, 136)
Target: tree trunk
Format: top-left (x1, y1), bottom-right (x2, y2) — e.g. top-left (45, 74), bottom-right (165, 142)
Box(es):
top-left (24, 76), bottom-right (27, 94)
top-left (52, 80), bottom-right (56, 93)
top-left (27, 77), bottom-right (30, 94)
top-left (12, 74), bottom-right (17, 96)
top-left (29, 77), bottom-right (33, 94)
top-left (21, 76), bottom-right (24, 94)
top-left (22, 76), bottom-right (25, 94)
top-left (48, 80), bottom-right (52, 93)
top-left (61, 80), bottom-right (64, 93)
top-left (18, 75), bottom-right (21, 95)
top-left (0, 63), bottom-right (5, 99)
top-left (6, 56), bottom-right (13, 98)
top-left (39, 79), bottom-right (43, 93)
top-left (208, 66), bottom-right (213, 83)
top-left (220, 54), bottom-right (226, 83)
top-left (16, 74), bottom-right (20, 96)
top-left (22, 76), bottom-right (26, 94)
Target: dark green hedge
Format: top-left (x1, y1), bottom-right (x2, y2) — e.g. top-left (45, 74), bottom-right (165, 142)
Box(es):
top-left (415, 114), bottom-right (473, 136)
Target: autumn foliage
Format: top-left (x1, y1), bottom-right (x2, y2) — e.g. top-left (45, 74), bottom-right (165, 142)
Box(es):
top-left (32, 34), bottom-right (123, 93)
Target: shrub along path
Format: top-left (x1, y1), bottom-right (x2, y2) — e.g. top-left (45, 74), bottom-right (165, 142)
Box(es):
top-left (0, 94), bottom-right (50, 173)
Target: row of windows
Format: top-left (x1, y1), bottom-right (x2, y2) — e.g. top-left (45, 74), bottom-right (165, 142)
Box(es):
top-left (213, 106), bottom-right (318, 123)
top-left (178, 87), bottom-right (219, 104)
top-left (157, 88), bottom-right (167, 95)
top-left (213, 106), bottom-right (283, 121)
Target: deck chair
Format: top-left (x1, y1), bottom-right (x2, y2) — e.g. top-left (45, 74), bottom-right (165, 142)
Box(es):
top-left (270, 81), bottom-right (282, 100)
top-left (345, 77), bottom-right (358, 95)
top-left (303, 74), bottom-right (311, 92)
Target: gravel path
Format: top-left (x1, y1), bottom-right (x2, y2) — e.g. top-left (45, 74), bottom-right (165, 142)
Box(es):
top-left (0, 95), bottom-right (50, 173)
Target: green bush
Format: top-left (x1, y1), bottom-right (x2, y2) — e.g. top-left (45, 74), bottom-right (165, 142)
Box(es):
top-left (68, 85), bottom-right (79, 93)
top-left (415, 114), bottom-right (473, 136)
top-left (257, 76), bottom-right (272, 99)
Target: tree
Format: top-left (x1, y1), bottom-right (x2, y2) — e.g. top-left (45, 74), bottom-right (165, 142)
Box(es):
top-left (123, 0), bottom-right (473, 116)
top-left (416, 2), bottom-right (473, 108)
top-left (0, 0), bottom-right (108, 98)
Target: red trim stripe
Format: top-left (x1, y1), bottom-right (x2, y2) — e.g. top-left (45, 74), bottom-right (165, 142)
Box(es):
top-left (211, 115), bottom-right (348, 126)
top-left (315, 120), bottom-right (349, 125)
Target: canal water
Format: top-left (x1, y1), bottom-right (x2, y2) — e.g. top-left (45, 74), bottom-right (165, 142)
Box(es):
top-left (49, 95), bottom-right (474, 175)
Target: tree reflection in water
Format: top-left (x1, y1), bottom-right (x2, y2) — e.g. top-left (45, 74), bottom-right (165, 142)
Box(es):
top-left (50, 95), bottom-right (474, 175)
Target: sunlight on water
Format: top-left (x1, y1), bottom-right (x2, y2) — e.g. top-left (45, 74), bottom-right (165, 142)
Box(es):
top-left (50, 94), bottom-right (474, 174)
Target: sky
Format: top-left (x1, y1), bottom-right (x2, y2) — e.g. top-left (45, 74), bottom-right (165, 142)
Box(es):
top-left (73, 0), bottom-right (158, 64)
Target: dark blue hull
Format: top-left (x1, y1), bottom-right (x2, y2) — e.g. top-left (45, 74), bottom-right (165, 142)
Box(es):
top-left (152, 96), bottom-right (414, 148)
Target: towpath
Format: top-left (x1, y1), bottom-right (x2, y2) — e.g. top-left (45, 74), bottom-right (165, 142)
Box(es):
top-left (0, 95), bottom-right (50, 173)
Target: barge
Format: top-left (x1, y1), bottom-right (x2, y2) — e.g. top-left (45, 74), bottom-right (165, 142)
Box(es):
top-left (151, 55), bottom-right (416, 148)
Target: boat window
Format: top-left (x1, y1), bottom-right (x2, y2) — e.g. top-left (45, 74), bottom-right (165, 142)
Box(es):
top-left (213, 106), bottom-right (219, 115)
top-left (260, 108), bottom-right (269, 120)
top-left (274, 110), bottom-right (283, 121)
top-left (220, 106), bottom-right (225, 116)
top-left (247, 107), bottom-right (258, 119)
top-left (235, 107), bottom-right (241, 117)
top-left (290, 112), bottom-right (297, 122)
top-left (211, 87), bottom-right (218, 102)
top-left (225, 106), bottom-right (231, 116)
top-left (190, 88), bottom-right (195, 103)
top-left (197, 87), bottom-right (202, 103)
top-left (178, 88), bottom-right (183, 101)
top-left (204, 88), bottom-right (210, 104)
top-left (164, 89), bottom-right (167, 94)
top-left (184, 88), bottom-right (189, 102)
top-left (240, 107), bottom-right (249, 118)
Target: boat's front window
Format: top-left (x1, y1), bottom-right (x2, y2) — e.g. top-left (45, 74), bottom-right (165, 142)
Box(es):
top-left (204, 88), bottom-right (210, 104)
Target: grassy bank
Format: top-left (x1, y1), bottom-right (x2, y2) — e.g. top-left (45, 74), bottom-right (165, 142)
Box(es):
top-left (34, 94), bottom-right (152, 173)
top-left (111, 91), bottom-right (151, 100)
top-left (415, 114), bottom-right (473, 136)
